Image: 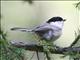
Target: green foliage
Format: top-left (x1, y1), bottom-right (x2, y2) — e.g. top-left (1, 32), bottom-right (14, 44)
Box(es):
top-left (75, 2), bottom-right (80, 10)
top-left (0, 30), bottom-right (25, 60)
top-left (76, 2), bottom-right (80, 8)
top-left (39, 40), bottom-right (56, 60)
top-left (62, 51), bottom-right (80, 60)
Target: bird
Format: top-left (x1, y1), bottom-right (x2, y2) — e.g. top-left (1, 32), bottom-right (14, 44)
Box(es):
top-left (11, 16), bottom-right (66, 60)
top-left (11, 16), bottom-right (66, 42)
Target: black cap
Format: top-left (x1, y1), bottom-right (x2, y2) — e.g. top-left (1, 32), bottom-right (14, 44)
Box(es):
top-left (47, 16), bottom-right (66, 23)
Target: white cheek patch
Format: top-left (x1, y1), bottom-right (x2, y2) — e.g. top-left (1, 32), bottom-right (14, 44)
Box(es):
top-left (50, 22), bottom-right (64, 29)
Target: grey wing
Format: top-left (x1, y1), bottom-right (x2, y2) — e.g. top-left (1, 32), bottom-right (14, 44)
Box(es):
top-left (32, 23), bottom-right (53, 32)
top-left (32, 23), bottom-right (54, 40)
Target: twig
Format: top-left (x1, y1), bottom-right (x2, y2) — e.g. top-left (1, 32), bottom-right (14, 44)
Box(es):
top-left (70, 30), bottom-right (80, 47)
top-left (70, 34), bottom-right (80, 47)
top-left (29, 52), bottom-right (35, 60)
top-left (45, 52), bottom-right (51, 60)
top-left (36, 51), bottom-right (40, 60)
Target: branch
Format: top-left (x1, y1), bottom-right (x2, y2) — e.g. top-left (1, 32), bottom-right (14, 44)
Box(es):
top-left (70, 30), bottom-right (80, 47)
top-left (70, 34), bottom-right (80, 47)
top-left (10, 40), bottom-right (80, 54)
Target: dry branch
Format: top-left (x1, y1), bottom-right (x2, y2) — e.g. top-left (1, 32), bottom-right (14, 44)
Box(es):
top-left (10, 40), bottom-right (80, 54)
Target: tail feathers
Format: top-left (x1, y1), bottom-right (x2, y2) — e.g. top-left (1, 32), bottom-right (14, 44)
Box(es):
top-left (11, 27), bottom-right (33, 32)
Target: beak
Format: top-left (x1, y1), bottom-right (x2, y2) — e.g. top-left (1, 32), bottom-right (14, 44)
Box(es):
top-left (63, 19), bottom-right (66, 21)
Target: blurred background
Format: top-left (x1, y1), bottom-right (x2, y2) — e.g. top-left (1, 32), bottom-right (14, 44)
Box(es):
top-left (1, 1), bottom-right (80, 60)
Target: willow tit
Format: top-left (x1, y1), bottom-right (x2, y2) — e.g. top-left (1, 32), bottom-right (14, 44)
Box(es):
top-left (11, 16), bottom-right (66, 41)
